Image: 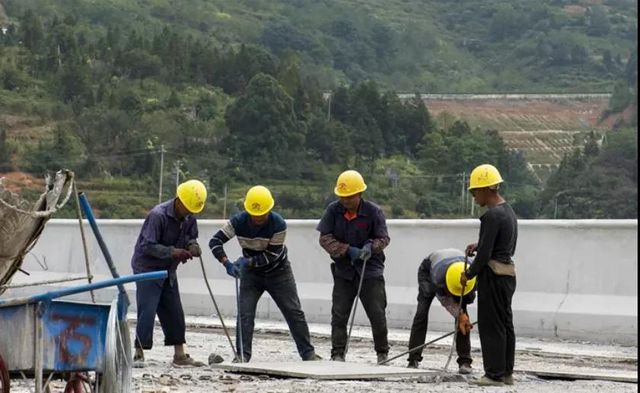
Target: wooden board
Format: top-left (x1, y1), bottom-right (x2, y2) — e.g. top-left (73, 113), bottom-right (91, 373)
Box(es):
top-left (211, 360), bottom-right (436, 380)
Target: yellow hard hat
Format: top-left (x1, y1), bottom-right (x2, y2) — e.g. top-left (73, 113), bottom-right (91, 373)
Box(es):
top-left (445, 261), bottom-right (476, 297)
top-left (176, 179), bottom-right (207, 214)
top-left (334, 170), bottom-right (367, 197)
top-left (244, 185), bottom-right (275, 216)
top-left (468, 164), bottom-right (503, 190)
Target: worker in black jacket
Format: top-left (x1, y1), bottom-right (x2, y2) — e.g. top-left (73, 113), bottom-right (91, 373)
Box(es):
top-left (461, 164), bottom-right (518, 387)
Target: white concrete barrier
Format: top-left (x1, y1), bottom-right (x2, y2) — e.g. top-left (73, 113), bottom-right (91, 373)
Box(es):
top-left (4, 219), bottom-right (637, 345)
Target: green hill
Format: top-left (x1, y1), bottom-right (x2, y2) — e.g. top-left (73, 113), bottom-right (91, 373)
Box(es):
top-left (0, 0), bottom-right (636, 220)
top-left (2, 0), bottom-right (637, 92)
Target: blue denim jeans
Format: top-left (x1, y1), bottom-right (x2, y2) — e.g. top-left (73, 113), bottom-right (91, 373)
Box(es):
top-left (134, 277), bottom-right (186, 349)
top-left (237, 260), bottom-right (315, 361)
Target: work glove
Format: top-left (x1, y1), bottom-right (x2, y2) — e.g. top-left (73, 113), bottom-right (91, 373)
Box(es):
top-left (359, 243), bottom-right (372, 261)
top-left (187, 242), bottom-right (202, 257)
top-left (171, 248), bottom-right (193, 263)
top-left (347, 246), bottom-right (361, 262)
top-left (458, 312), bottom-right (473, 335)
top-left (233, 257), bottom-right (251, 277)
top-left (223, 260), bottom-right (240, 278)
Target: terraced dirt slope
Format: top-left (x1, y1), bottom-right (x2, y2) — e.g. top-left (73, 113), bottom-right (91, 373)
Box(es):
top-left (421, 94), bottom-right (612, 181)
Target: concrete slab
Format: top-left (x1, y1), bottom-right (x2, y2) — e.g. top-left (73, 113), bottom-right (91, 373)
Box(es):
top-left (519, 369), bottom-right (638, 384)
top-left (210, 360), bottom-right (435, 380)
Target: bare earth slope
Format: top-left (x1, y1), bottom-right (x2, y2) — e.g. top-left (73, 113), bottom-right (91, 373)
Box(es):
top-left (422, 94), bottom-right (614, 181)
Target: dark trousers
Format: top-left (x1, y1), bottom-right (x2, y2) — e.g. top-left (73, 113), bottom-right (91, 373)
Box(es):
top-left (407, 293), bottom-right (472, 365)
top-left (330, 267), bottom-right (389, 357)
top-left (135, 277), bottom-right (186, 349)
top-left (477, 269), bottom-right (516, 380)
top-left (237, 262), bottom-right (315, 362)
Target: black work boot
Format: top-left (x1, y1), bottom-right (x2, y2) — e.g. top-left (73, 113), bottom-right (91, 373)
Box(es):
top-left (303, 353), bottom-right (323, 361)
top-left (459, 363), bottom-right (472, 375)
top-left (331, 353), bottom-right (345, 362)
top-left (407, 359), bottom-right (420, 369)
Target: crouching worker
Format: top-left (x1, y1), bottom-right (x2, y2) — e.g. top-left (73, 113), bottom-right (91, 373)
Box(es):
top-left (209, 185), bottom-right (320, 362)
top-left (407, 248), bottom-right (476, 373)
top-left (131, 180), bottom-right (208, 368)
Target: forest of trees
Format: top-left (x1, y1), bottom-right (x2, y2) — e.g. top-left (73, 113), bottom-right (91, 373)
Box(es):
top-left (0, 0), bottom-right (636, 219)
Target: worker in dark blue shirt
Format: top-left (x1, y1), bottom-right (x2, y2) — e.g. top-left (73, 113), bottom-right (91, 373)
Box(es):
top-left (131, 180), bottom-right (207, 368)
top-left (209, 185), bottom-right (320, 362)
top-left (407, 248), bottom-right (476, 372)
top-left (461, 164), bottom-right (518, 387)
top-left (317, 170), bottom-right (391, 363)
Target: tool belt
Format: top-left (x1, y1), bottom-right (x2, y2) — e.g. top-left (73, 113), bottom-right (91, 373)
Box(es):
top-left (489, 259), bottom-right (516, 276)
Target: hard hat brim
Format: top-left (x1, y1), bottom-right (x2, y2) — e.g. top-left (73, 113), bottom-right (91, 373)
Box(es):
top-left (186, 204), bottom-right (205, 214)
top-left (334, 184), bottom-right (367, 197)
top-left (468, 179), bottom-right (503, 190)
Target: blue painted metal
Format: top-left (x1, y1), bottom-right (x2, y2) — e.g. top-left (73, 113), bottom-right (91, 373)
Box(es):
top-left (0, 271), bottom-right (167, 374)
top-left (78, 192), bottom-right (130, 318)
top-left (0, 271), bottom-right (167, 307)
top-left (0, 301), bottom-right (111, 372)
top-left (45, 301), bottom-right (110, 371)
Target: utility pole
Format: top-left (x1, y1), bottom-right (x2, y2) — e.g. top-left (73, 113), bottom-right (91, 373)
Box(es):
top-left (222, 183), bottom-right (228, 219)
top-left (463, 172), bottom-right (468, 215)
top-left (460, 172), bottom-right (466, 215)
top-left (553, 190), bottom-right (569, 219)
top-left (158, 145), bottom-right (165, 204)
top-left (174, 160), bottom-right (181, 188)
top-left (471, 196), bottom-right (475, 217)
top-left (326, 93), bottom-right (332, 122)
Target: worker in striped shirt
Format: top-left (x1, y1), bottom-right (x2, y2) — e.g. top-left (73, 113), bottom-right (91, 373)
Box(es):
top-left (209, 185), bottom-right (320, 362)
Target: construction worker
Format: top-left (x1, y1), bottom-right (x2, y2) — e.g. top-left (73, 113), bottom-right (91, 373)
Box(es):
top-left (209, 185), bottom-right (320, 362)
top-left (317, 170), bottom-right (391, 363)
top-left (131, 179), bottom-right (207, 368)
top-left (461, 164), bottom-right (517, 386)
top-left (407, 249), bottom-right (476, 373)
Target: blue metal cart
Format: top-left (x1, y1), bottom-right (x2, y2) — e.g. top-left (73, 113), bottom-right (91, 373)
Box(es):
top-left (0, 271), bottom-right (167, 393)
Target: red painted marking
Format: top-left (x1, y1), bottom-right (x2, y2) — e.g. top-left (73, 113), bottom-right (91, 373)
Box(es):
top-left (49, 314), bottom-right (96, 366)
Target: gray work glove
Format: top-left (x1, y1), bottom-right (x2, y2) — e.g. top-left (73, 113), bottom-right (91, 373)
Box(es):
top-left (359, 243), bottom-right (372, 261)
top-left (187, 242), bottom-right (202, 257)
top-left (347, 246), bottom-right (361, 262)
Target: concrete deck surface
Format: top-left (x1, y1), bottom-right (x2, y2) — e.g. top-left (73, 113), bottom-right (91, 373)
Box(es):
top-left (6, 318), bottom-right (635, 393)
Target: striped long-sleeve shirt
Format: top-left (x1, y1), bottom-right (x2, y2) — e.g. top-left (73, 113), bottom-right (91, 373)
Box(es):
top-left (209, 211), bottom-right (287, 273)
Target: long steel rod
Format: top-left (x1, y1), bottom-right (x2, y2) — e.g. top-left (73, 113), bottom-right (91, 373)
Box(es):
top-left (344, 256), bottom-right (370, 356)
top-left (235, 277), bottom-right (244, 362)
top-left (0, 272), bottom-right (167, 307)
top-left (378, 321), bottom-right (478, 365)
top-left (198, 256), bottom-right (237, 356)
top-left (1, 276), bottom-right (89, 289)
